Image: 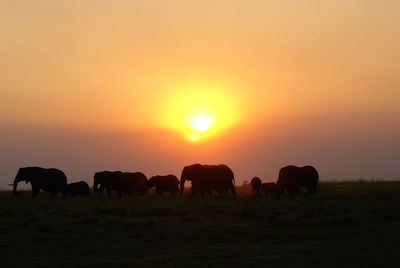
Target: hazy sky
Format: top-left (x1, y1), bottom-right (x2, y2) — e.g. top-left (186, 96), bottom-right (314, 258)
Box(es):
top-left (1, 1), bottom-right (399, 187)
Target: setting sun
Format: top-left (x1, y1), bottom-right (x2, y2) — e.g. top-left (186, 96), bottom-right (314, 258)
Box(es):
top-left (190, 115), bottom-right (212, 133)
top-left (160, 83), bottom-right (242, 143)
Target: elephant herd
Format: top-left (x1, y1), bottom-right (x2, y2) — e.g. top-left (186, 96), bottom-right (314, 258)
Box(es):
top-left (251, 165), bottom-right (319, 195)
top-left (10, 164), bottom-right (319, 198)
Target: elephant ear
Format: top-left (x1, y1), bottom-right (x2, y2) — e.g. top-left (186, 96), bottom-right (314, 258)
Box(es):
top-left (24, 172), bottom-right (30, 183)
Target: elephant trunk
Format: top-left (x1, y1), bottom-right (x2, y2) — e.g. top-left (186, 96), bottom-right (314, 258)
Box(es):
top-left (12, 178), bottom-right (19, 196)
top-left (93, 181), bottom-right (99, 193)
top-left (180, 178), bottom-right (186, 195)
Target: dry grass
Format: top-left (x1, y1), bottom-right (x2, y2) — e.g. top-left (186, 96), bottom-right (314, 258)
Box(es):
top-left (0, 181), bottom-right (399, 267)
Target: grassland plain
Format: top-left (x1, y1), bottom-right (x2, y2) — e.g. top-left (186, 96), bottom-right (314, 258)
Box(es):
top-left (0, 182), bottom-right (399, 268)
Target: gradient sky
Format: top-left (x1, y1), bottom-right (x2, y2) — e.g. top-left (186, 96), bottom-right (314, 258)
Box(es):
top-left (1, 1), bottom-right (399, 188)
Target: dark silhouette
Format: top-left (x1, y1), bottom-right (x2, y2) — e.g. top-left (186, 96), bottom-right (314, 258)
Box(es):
top-left (180, 164), bottom-right (236, 196)
top-left (93, 171), bottom-right (124, 196)
top-left (123, 172), bottom-right (148, 195)
top-left (251, 177), bottom-right (262, 195)
top-left (261, 182), bottom-right (280, 195)
top-left (93, 171), bottom-right (148, 197)
top-left (67, 181), bottom-right (90, 197)
top-left (148, 175), bottom-right (179, 196)
top-left (12, 167), bottom-right (67, 198)
top-left (277, 165), bottom-right (319, 194)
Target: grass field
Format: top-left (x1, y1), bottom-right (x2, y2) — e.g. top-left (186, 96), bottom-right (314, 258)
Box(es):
top-left (0, 182), bottom-right (399, 267)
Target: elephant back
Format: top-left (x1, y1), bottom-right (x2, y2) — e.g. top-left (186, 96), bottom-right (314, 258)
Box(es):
top-left (37, 168), bottom-right (67, 185)
top-left (161, 175), bottom-right (179, 192)
top-left (204, 164), bottom-right (235, 192)
top-left (94, 171), bottom-right (125, 192)
top-left (277, 165), bottom-right (299, 187)
top-left (67, 181), bottom-right (90, 196)
top-left (124, 172), bottom-right (148, 195)
top-left (299, 166), bottom-right (319, 187)
top-left (277, 165), bottom-right (319, 191)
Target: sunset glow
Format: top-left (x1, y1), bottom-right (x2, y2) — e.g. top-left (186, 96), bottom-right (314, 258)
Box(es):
top-left (186, 114), bottom-right (212, 142)
top-left (1, 2), bottom-right (400, 264)
top-left (161, 84), bottom-right (240, 143)
top-left (190, 115), bottom-right (212, 133)
top-left (0, 0), bottom-right (399, 184)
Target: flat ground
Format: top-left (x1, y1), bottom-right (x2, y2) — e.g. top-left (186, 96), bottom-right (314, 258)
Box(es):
top-left (0, 182), bottom-right (399, 267)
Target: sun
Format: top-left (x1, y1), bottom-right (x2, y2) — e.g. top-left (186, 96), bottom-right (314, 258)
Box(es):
top-left (160, 82), bottom-right (241, 143)
top-left (190, 115), bottom-right (212, 133)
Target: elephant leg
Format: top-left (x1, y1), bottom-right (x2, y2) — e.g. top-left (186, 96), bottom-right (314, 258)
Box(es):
top-left (191, 187), bottom-right (198, 196)
top-left (309, 186), bottom-right (317, 194)
top-left (32, 186), bottom-right (39, 198)
top-left (156, 188), bottom-right (162, 196)
top-left (230, 185), bottom-right (237, 196)
top-left (99, 185), bottom-right (105, 193)
top-left (313, 186), bottom-right (318, 194)
top-left (107, 189), bottom-right (111, 196)
top-left (312, 184), bottom-right (318, 193)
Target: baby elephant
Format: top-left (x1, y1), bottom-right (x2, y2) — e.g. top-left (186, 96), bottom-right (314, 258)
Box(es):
top-left (67, 181), bottom-right (90, 197)
top-left (148, 175), bottom-right (179, 196)
top-left (261, 182), bottom-right (280, 195)
top-left (251, 177), bottom-right (262, 195)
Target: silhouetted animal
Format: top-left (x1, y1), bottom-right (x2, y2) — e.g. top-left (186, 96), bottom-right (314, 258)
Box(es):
top-left (93, 171), bottom-right (148, 197)
top-left (277, 165), bottom-right (319, 194)
top-left (180, 164), bottom-right (236, 196)
top-left (261, 182), bottom-right (280, 195)
top-left (251, 177), bottom-right (262, 195)
top-left (67, 181), bottom-right (90, 197)
top-left (12, 167), bottom-right (67, 198)
top-left (93, 171), bottom-right (125, 196)
top-left (148, 175), bottom-right (179, 196)
top-left (123, 172), bottom-right (148, 195)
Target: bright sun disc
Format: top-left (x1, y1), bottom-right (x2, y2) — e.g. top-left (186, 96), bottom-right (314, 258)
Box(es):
top-left (161, 83), bottom-right (241, 143)
top-left (190, 115), bottom-right (212, 132)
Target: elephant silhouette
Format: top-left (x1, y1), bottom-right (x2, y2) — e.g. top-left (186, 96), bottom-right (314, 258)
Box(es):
top-left (180, 164), bottom-right (236, 196)
top-left (277, 165), bottom-right (319, 194)
top-left (148, 175), bottom-right (179, 196)
top-left (67, 181), bottom-right (90, 197)
top-left (261, 182), bottom-right (280, 195)
top-left (251, 177), bottom-right (262, 195)
top-left (93, 171), bottom-right (124, 196)
top-left (123, 172), bottom-right (148, 195)
top-left (12, 167), bottom-right (67, 198)
top-left (93, 171), bottom-right (148, 197)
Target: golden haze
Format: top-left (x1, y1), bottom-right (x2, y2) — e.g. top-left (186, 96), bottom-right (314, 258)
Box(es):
top-left (0, 1), bottom-right (400, 184)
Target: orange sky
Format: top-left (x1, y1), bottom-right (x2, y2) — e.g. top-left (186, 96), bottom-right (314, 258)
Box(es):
top-left (1, 1), bottom-right (400, 186)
